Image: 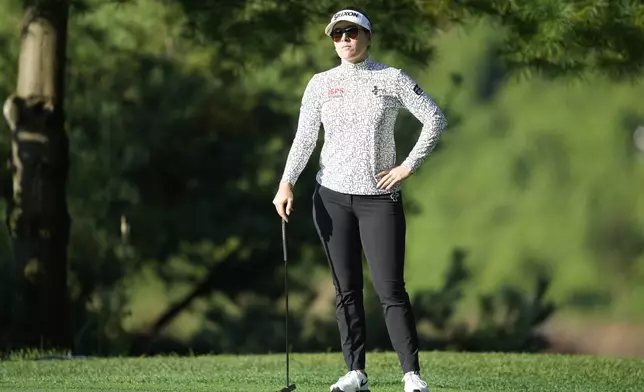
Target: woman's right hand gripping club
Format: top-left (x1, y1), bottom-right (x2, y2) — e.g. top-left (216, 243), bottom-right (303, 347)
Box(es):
top-left (273, 183), bottom-right (294, 222)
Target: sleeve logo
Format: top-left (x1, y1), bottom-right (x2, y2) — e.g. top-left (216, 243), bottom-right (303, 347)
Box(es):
top-left (413, 84), bottom-right (423, 95)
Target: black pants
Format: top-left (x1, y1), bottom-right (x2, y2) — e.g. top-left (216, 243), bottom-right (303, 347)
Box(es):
top-left (312, 183), bottom-right (420, 374)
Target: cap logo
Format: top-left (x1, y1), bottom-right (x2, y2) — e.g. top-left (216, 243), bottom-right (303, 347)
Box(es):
top-left (333, 11), bottom-right (361, 20)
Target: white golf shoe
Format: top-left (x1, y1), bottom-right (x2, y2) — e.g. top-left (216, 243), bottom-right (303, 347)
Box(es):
top-left (330, 370), bottom-right (369, 392)
top-left (402, 371), bottom-right (430, 392)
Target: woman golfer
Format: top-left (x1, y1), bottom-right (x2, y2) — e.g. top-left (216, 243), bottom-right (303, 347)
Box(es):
top-left (273, 7), bottom-right (447, 392)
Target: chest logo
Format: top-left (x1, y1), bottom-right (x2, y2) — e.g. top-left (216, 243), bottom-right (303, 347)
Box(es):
top-left (372, 85), bottom-right (382, 95)
top-left (328, 88), bottom-right (344, 97)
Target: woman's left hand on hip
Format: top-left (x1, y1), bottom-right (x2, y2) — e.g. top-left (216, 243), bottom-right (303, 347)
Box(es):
top-left (376, 166), bottom-right (412, 190)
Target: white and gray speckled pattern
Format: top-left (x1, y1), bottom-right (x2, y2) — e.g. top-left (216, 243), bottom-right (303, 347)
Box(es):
top-left (280, 56), bottom-right (448, 195)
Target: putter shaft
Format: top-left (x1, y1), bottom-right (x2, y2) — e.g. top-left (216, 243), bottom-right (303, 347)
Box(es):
top-left (281, 220), bottom-right (295, 391)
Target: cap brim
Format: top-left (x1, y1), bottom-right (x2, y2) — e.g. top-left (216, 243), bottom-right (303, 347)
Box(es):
top-left (324, 21), bottom-right (338, 36)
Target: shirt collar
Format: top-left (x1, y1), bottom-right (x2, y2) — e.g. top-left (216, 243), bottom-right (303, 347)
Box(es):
top-left (340, 56), bottom-right (373, 71)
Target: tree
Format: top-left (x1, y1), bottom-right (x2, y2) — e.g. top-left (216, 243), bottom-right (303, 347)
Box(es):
top-left (174, 0), bottom-right (644, 80)
top-left (2, 0), bottom-right (71, 350)
top-left (421, 0), bottom-right (644, 80)
top-left (135, 0), bottom-right (644, 346)
top-left (2, 0), bottom-right (643, 354)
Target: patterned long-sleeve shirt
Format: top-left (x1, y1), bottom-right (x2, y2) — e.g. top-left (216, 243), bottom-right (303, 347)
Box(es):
top-left (280, 56), bottom-right (447, 195)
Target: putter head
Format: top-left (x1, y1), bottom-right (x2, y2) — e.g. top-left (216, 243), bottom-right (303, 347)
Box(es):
top-left (278, 384), bottom-right (296, 392)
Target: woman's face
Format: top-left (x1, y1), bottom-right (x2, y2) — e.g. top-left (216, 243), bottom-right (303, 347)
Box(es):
top-left (331, 21), bottom-right (370, 63)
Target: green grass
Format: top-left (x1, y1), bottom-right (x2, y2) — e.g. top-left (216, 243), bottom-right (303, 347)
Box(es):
top-left (1, 351), bottom-right (643, 391)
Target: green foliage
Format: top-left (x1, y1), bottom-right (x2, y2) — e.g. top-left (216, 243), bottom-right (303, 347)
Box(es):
top-left (173, 0), bottom-right (438, 70)
top-left (411, 248), bottom-right (555, 353)
top-left (403, 21), bottom-right (644, 324)
top-left (423, 0), bottom-right (644, 80)
top-left (1, 0), bottom-right (643, 357)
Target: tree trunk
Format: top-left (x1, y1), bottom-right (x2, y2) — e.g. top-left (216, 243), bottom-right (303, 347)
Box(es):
top-left (2, 0), bottom-right (71, 351)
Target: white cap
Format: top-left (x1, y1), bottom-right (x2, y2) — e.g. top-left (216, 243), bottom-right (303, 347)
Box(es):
top-left (324, 9), bottom-right (372, 36)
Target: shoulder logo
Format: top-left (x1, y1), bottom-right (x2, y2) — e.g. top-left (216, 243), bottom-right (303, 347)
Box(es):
top-left (413, 84), bottom-right (423, 95)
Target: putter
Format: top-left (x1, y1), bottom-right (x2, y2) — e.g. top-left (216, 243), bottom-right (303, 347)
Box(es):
top-left (279, 218), bottom-right (296, 392)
